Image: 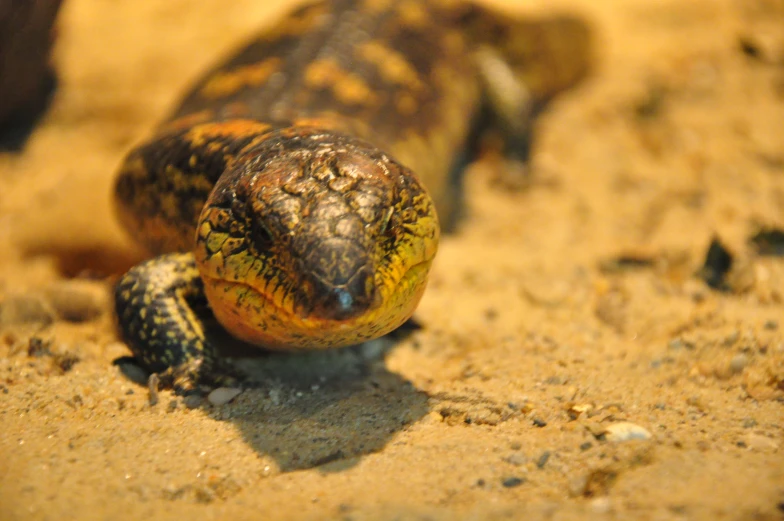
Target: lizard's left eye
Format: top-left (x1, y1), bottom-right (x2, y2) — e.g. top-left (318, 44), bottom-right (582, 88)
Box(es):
top-left (378, 207), bottom-right (394, 235)
top-left (250, 216), bottom-right (274, 252)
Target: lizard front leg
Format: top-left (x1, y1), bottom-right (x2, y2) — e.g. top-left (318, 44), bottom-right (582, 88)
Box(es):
top-left (115, 252), bottom-right (241, 394)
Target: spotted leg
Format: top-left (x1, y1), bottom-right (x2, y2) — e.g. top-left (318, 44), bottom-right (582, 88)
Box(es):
top-left (114, 252), bottom-right (241, 394)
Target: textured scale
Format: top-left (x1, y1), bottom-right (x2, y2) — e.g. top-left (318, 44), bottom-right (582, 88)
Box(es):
top-left (114, 0), bottom-right (592, 393)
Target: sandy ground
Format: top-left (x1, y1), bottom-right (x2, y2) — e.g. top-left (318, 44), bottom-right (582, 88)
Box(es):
top-left (1, 0), bottom-right (783, 519)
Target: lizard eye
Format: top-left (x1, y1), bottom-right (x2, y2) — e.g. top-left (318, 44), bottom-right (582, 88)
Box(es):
top-left (250, 216), bottom-right (274, 252)
top-left (378, 207), bottom-right (394, 235)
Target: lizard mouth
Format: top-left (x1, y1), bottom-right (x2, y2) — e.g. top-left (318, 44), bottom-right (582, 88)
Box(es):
top-left (198, 258), bottom-right (433, 350)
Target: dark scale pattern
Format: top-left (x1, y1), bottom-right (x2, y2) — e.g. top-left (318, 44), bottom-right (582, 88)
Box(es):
top-left (113, 0), bottom-right (593, 393)
top-left (115, 121), bottom-right (278, 254)
top-left (114, 253), bottom-right (240, 393)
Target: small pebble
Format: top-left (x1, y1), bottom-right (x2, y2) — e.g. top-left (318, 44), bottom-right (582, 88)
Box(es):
top-left (504, 453), bottom-right (527, 466)
top-left (501, 477), bottom-right (525, 488)
top-left (742, 417), bottom-right (758, 429)
top-left (763, 320), bottom-right (778, 331)
top-left (53, 351), bottom-right (80, 373)
top-left (207, 387), bottom-right (242, 406)
top-left (668, 338), bottom-right (685, 350)
top-left (722, 331), bottom-right (740, 347)
top-left (729, 354), bottom-right (749, 374)
top-left (567, 403), bottom-right (593, 419)
top-left (147, 374), bottom-right (160, 406)
top-left (700, 237), bottom-right (733, 290)
top-left (43, 280), bottom-right (106, 322)
top-left (27, 336), bottom-right (52, 357)
top-left (183, 395), bottom-right (203, 409)
top-left (602, 422), bottom-right (652, 442)
top-left (579, 442), bottom-right (593, 451)
top-left (536, 451), bottom-right (551, 469)
top-left (686, 395), bottom-right (708, 412)
top-left (532, 417), bottom-right (547, 428)
top-left (484, 308), bottom-right (498, 321)
top-left (0, 295), bottom-right (55, 328)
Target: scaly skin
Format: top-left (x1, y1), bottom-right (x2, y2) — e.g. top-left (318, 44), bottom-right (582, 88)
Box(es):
top-left (114, 0), bottom-right (592, 394)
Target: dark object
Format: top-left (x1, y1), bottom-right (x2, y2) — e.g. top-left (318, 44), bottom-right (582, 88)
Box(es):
top-left (599, 253), bottom-right (656, 274)
top-left (27, 335), bottom-right (52, 357)
top-left (699, 237), bottom-right (733, 290)
top-left (532, 417), bottom-right (548, 428)
top-left (536, 450), bottom-right (551, 468)
top-left (634, 82), bottom-right (667, 121)
top-left (0, 0), bottom-right (63, 149)
top-left (738, 36), bottom-right (762, 60)
top-left (749, 228), bottom-right (784, 256)
top-left (53, 351), bottom-right (80, 373)
top-left (501, 477), bottom-right (525, 488)
top-left (113, 356), bottom-right (151, 386)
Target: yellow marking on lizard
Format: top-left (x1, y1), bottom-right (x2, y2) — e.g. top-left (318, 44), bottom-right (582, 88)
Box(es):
top-left (199, 58), bottom-right (282, 99)
top-left (357, 40), bottom-right (425, 91)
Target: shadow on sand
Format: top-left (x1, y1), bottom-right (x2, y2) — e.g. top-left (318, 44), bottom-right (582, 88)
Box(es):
top-left (210, 325), bottom-right (429, 473)
top-left (113, 315), bottom-right (429, 473)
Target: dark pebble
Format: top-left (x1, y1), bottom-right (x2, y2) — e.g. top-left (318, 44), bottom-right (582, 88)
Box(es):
top-left (749, 228), bottom-right (784, 256)
top-left (536, 451), bottom-right (552, 469)
top-left (183, 395), bottom-right (203, 409)
top-left (699, 237), bottom-right (732, 290)
top-left (27, 336), bottom-right (52, 357)
top-left (501, 477), bottom-right (525, 488)
top-left (53, 351), bottom-right (80, 373)
top-left (579, 442), bottom-right (593, 451)
top-left (738, 36), bottom-right (762, 59)
top-left (484, 308), bottom-right (498, 321)
top-left (742, 418), bottom-right (758, 429)
top-left (532, 418), bottom-right (547, 428)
